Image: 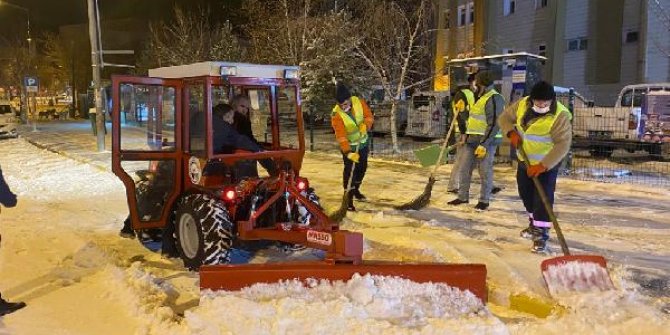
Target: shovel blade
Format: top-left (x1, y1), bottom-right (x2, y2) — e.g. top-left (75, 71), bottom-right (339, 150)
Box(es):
top-left (541, 255), bottom-right (615, 297)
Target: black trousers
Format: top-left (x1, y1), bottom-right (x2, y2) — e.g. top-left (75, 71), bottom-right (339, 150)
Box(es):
top-left (516, 164), bottom-right (559, 226)
top-left (342, 144), bottom-right (369, 191)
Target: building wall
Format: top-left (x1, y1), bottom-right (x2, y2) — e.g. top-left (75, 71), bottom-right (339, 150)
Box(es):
top-left (488, 0), bottom-right (560, 81)
top-left (645, 0), bottom-right (670, 83)
top-left (434, 0), bottom-right (670, 102)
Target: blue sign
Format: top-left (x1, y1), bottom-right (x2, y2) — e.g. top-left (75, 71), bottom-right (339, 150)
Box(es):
top-left (24, 76), bottom-right (39, 87)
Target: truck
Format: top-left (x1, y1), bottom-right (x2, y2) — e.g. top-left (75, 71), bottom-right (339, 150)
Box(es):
top-left (572, 83), bottom-right (670, 159)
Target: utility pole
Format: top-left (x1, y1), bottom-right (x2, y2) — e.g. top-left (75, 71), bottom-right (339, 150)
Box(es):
top-left (87, 0), bottom-right (105, 151)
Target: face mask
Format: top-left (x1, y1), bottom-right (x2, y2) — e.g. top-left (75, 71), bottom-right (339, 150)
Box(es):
top-left (532, 105), bottom-right (550, 114)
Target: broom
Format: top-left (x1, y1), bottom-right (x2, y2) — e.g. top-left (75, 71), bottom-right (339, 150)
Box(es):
top-left (329, 145), bottom-right (361, 222)
top-left (395, 111), bottom-right (460, 210)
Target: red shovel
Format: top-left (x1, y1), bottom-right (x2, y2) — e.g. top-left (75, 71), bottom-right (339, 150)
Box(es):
top-left (517, 147), bottom-right (615, 297)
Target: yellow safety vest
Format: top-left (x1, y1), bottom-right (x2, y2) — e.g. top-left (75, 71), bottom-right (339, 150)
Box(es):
top-left (332, 96), bottom-right (368, 146)
top-left (452, 89), bottom-right (475, 135)
top-left (516, 96), bottom-right (570, 164)
top-left (466, 89), bottom-right (503, 138)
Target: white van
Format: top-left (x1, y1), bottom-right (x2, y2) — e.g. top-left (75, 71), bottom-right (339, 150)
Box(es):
top-left (0, 102), bottom-right (18, 139)
top-left (615, 83), bottom-right (670, 107)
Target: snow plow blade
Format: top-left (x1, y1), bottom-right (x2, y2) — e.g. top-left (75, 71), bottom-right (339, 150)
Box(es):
top-left (541, 255), bottom-right (614, 297)
top-left (200, 262), bottom-right (488, 302)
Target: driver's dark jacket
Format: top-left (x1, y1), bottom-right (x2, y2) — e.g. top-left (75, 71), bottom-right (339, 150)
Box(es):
top-left (212, 118), bottom-right (276, 177)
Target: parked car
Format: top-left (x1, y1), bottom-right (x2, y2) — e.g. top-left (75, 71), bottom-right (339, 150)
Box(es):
top-left (0, 103), bottom-right (18, 139)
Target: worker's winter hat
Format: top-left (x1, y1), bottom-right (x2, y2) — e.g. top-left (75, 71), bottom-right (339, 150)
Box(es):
top-left (530, 81), bottom-right (556, 101)
top-left (336, 83), bottom-right (352, 104)
top-left (475, 71), bottom-right (494, 87)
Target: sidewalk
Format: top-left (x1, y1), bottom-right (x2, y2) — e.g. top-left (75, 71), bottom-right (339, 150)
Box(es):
top-left (17, 120), bottom-right (112, 172)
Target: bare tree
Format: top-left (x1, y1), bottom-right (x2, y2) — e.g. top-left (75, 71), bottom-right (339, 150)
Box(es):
top-left (136, 7), bottom-right (246, 72)
top-left (243, 0), bottom-right (368, 105)
top-left (351, 0), bottom-right (433, 153)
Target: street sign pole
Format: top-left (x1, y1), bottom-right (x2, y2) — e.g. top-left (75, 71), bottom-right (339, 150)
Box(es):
top-left (87, 0), bottom-right (105, 152)
top-left (24, 76), bottom-right (39, 132)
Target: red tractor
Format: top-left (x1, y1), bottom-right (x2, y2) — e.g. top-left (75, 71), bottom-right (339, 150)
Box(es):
top-left (111, 62), bottom-right (487, 300)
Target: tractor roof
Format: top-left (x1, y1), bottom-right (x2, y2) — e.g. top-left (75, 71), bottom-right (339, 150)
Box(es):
top-left (148, 61), bottom-right (300, 80)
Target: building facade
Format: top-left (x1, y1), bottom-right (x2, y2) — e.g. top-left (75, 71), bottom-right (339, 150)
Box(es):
top-left (434, 0), bottom-right (670, 106)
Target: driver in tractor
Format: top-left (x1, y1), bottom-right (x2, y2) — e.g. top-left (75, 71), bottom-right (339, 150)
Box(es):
top-left (212, 103), bottom-right (277, 177)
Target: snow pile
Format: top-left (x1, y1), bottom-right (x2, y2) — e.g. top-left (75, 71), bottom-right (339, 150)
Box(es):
top-left (510, 290), bottom-right (670, 335)
top-left (542, 261), bottom-right (615, 297)
top-left (101, 262), bottom-right (181, 334)
top-left (183, 273), bottom-right (505, 335)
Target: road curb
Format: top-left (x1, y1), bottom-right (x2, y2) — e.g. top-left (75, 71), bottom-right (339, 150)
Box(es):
top-left (21, 136), bottom-right (110, 173)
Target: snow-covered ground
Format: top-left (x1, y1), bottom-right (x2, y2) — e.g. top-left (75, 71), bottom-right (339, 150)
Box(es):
top-left (0, 124), bottom-right (669, 334)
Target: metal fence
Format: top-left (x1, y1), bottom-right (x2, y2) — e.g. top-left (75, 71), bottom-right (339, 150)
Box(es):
top-left (294, 94), bottom-right (670, 188)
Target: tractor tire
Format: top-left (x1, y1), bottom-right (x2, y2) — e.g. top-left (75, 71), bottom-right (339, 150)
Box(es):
top-left (175, 194), bottom-right (234, 270)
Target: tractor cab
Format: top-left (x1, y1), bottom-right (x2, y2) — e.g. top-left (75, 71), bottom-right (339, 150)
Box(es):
top-left (111, 62), bottom-right (344, 268)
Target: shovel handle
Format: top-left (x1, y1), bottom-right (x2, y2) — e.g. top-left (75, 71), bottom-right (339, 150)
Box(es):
top-left (516, 147), bottom-right (571, 256)
top-left (431, 110), bottom-right (461, 176)
top-left (344, 144), bottom-right (362, 193)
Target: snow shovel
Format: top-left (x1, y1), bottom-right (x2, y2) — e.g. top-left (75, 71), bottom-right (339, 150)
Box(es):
top-left (516, 147), bottom-right (614, 296)
top-left (329, 145), bottom-right (361, 222)
top-left (395, 111), bottom-right (460, 210)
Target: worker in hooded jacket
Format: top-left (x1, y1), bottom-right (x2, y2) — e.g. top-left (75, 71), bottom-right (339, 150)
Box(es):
top-left (331, 83), bottom-right (374, 211)
top-left (498, 81), bottom-right (572, 253)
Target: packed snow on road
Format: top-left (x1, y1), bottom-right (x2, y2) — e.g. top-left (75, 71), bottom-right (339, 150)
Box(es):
top-left (0, 137), bottom-right (668, 334)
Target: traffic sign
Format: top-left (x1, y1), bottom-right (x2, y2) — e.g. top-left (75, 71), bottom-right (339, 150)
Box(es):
top-left (24, 76), bottom-right (39, 93)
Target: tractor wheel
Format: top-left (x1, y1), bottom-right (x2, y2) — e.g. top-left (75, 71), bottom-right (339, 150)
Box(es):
top-left (175, 194), bottom-right (234, 270)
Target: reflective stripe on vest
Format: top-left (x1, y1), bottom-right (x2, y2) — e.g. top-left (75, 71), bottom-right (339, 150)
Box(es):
top-left (466, 89), bottom-right (503, 138)
top-left (332, 96), bottom-right (368, 146)
top-left (516, 96), bottom-right (570, 164)
top-left (452, 89), bottom-right (475, 135)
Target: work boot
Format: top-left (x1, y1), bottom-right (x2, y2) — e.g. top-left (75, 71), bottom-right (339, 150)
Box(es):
top-left (447, 198), bottom-right (469, 206)
top-left (119, 217), bottom-right (135, 239)
top-left (531, 239), bottom-right (550, 253)
top-left (0, 298), bottom-right (26, 316)
top-left (520, 220), bottom-right (543, 240)
top-left (474, 202), bottom-right (489, 211)
top-left (347, 191), bottom-right (356, 211)
top-left (352, 189), bottom-right (367, 201)
top-left (531, 228), bottom-right (550, 253)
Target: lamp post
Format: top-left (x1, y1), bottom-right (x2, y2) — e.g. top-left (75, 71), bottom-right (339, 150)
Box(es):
top-left (0, 1), bottom-right (33, 128)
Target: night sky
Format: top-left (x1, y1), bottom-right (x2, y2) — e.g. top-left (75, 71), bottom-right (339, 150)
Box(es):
top-left (0, 0), bottom-right (243, 43)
